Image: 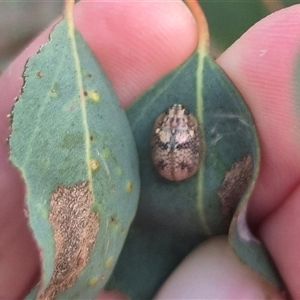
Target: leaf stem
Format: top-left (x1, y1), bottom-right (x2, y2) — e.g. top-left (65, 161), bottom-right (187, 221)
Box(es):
top-left (65, 0), bottom-right (75, 26)
top-left (184, 0), bottom-right (209, 53)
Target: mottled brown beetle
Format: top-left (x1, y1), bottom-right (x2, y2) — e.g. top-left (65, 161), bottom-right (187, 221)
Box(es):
top-left (151, 104), bottom-right (202, 181)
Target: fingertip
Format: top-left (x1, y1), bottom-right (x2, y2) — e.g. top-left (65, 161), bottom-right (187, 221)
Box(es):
top-left (259, 184), bottom-right (300, 299)
top-left (155, 236), bottom-right (285, 299)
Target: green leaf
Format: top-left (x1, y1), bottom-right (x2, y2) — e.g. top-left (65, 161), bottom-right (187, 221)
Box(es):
top-left (125, 52), bottom-right (259, 237)
top-left (9, 17), bottom-right (140, 299)
top-left (107, 1), bottom-right (282, 298)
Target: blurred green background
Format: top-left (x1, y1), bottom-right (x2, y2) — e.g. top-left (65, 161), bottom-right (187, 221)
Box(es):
top-left (0, 0), bottom-right (299, 75)
top-left (0, 1), bottom-right (63, 74)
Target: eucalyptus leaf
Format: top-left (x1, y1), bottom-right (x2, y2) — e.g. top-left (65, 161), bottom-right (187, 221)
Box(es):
top-left (107, 1), bottom-right (282, 299)
top-left (9, 18), bottom-right (140, 299)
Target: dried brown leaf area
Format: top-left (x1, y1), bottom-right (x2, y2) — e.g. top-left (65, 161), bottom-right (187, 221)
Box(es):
top-left (38, 181), bottom-right (100, 300)
top-left (218, 154), bottom-right (253, 224)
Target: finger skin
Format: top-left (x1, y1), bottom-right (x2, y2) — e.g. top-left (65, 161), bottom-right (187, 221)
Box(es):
top-left (155, 237), bottom-right (285, 299)
top-left (0, 1), bottom-right (196, 299)
top-left (259, 185), bottom-right (300, 299)
top-left (218, 4), bottom-right (300, 298)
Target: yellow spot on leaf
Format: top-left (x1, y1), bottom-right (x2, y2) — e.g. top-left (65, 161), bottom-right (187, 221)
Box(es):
top-left (88, 277), bottom-right (99, 287)
top-left (91, 91), bottom-right (100, 102)
top-left (90, 159), bottom-right (100, 171)
top-left (106, 257), bottom-right (114, 269)
top-left (38, 71), bottom-right (44, 77)
top-left (83, 90), bottom-right (100, 102)
top-left (126, 181), bottom-right (133, 194)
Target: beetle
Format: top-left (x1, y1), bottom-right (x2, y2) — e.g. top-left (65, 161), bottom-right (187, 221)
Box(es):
top-left (151, 104), bottom-right (202, 181)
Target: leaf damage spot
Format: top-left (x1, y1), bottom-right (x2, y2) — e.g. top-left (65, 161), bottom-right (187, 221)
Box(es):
top-left (218, 154), bottom-right (253, 225)
top-left (105, 257), bottom-right (114, 269)
top-left (110, 215), bottom-right (118, 227)
top-left (90, 159), bottom-right (100, 171)
top-left (91, 91), bottom-right (100, 102)
top-left (38, 181), bottom-right (99, 300)
top-left (83, 90), bottom-right (100, 102)
top-left (38, 71), bottom-right (44, 78)
top-left (88, 277), bottom-right (99, 287)
top-left (126, 181), bottom-right (133, 194)
top-left (50, 89), bottom-right (58, 99)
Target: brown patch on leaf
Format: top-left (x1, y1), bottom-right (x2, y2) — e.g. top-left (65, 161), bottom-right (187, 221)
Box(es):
top-left (38, 181), bottom-right (99, 300)
top-left (218, 155), bottom-right (253, 225)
